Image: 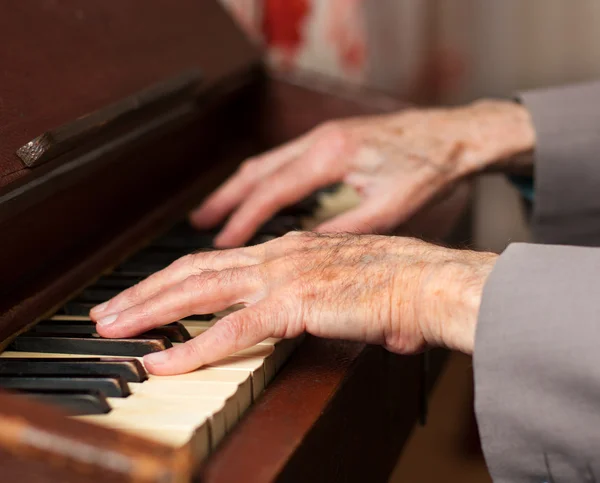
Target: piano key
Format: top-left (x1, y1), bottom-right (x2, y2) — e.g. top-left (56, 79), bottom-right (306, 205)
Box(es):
top-left (114, 261), bottom-right (170, 276)
top-left (131, 377), bottom-right (251, 415)
top-left (28, 314), bottom-right (288, 389)
top-left (78, 288), bottom-right (121, 303)
top-left (106, 396), bottom-right (228, 447)
top-left (1, 351), bottom-right (252, 430)
top-left (21, 389), bottom-right (112, 415)
top-left (277, 193), bottom-right (321, 216)
top-left (58, 301), bottom-right (97, 316)
top-left (0, 375), bottom-right (130, 397)
top-left (9, 334), bottom-right (172, 357)
top-left (92, 275), bottom-right (145, 290)
top-left (127, 249), bottom-right (184, 265)
top-left (33, 320), bottom-right (192, 343)
top-left (150, 232), bottom-right (215, 250)
top-left (0, 357), bottom-right (147, 382)
top-left (128, 382), bottom-right (240, 429)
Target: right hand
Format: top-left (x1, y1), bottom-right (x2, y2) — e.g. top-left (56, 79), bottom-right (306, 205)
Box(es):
top-left (190, 100), bottom-right (535, 248)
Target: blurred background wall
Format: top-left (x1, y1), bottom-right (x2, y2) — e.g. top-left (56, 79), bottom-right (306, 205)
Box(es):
top-left (220, 0), bottom-right (600, 252)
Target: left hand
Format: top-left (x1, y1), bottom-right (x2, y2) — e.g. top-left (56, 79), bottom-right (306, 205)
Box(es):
top-left (90, 233), bottom-right (496, 375)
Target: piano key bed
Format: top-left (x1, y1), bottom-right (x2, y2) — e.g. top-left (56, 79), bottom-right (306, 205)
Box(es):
top-left (0, 185), bottom-right (361, 467)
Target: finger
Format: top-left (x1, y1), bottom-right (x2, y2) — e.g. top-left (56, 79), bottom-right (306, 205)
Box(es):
top-left (94, 266), bottom-right (262, 338)
top-left (90, 247), bottom-right (263, 319)
top-left (214, 151), bottom-right (345, 248)
top-left (189, 138), bottom-right (310, 229)
top-left (143, 301), bottom-right (283, 375)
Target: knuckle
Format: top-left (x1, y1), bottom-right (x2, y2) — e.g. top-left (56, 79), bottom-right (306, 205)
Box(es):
top-left (315, 121), bottom-right (349, 150)
top-left (216, 317), bottom-right (246, 346)
top-left (179, 341), bottom-right (203, 363)
top-left (282, 230), bottom-right (306, 239)
top-left (182, 273), bottom-right (214, 293)
top-left (173, 253), bottom-right (195, 271)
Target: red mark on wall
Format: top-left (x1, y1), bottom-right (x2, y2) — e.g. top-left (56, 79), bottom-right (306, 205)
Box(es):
top-left (326, 0), bottom-right (366, 73)
top-left (262, 0), bottom-right (311, 69)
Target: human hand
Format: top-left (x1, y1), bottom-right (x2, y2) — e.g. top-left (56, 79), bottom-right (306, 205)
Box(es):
top-left (190, 100), bottom-right (535, 247)
top-left (90, 233), bottom-right (497, 375)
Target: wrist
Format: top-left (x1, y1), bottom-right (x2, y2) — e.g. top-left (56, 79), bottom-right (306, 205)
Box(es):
top-left (463, 99), bottom-right (536, 175)
top-left (420, 250), bottom-right (498, 354)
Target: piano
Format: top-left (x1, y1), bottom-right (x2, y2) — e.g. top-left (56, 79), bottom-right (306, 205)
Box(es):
top-left (0, 2), bottom-right (471, 482)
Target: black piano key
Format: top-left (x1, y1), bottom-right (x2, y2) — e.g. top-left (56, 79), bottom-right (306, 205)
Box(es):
top-left (0, 375), bottom-right (130, 398)
top-left (33, 320), bottom-right (191, 343)
top-left (79, 288), bottom-right (122, 303)
top-left (277, 194), bottom-right (320, 216)
top-left (113, 261), bottom-right (168, 276)
top-left (58, 302), bottom-right (96, 316)
top-left (127, 249), bottom-right (183, 265)
top-left (93, 275), bottom-right (145, 290)
top-left (20, 389), bottom-right (112, 415)
top-left (182, 313), bottom-right (214, 321)
top-left (9, 334), bottom-right (172, 357)
top-left (0, 357), bottom-right (147, 382)
top-left (150, 232), bottom-right (216, 250)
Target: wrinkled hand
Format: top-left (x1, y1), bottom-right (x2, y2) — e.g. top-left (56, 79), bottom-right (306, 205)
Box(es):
top-left (190, 100), bottom-right (535, 247)
top-left (90, 233), bottom-right (497, 375)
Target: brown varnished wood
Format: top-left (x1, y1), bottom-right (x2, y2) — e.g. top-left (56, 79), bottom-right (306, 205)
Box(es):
top-left (0, 391), bottom-right (191, 482)
top-left (199, 339), bottom-right (447, 483)
top-left (16, 69), bottom-right (203, 168)
top-left (0, 0), bottom-right (260, 186)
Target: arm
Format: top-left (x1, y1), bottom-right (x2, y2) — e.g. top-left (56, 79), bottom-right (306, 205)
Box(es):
top-left (475, 243), bottom-right (600, 481)
top-left (520, 81), bottom-right (600, 245)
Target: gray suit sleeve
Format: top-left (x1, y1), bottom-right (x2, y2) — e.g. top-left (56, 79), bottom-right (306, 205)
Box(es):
top-left (475, 243), bottom-right (600, 482)
top-left (518, 81), bottom-right (600, 245)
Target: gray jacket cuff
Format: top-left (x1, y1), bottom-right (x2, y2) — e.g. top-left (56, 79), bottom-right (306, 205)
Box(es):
top-left (475, 243), bottom-right (600, 482)
top-left (518, 81), bottom-right (600, 245)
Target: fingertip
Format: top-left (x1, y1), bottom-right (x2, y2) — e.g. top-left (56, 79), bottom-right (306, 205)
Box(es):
top-left (143, 349), bottom-right (171, 372)
top-left (189, 206), bottom-right (216, 229)
top-left (89, 302), bottom-right (108, 320)
top-left (143, 347), bottom-right (201, 375)
top-left (213, 229), bottom-right (246, 249)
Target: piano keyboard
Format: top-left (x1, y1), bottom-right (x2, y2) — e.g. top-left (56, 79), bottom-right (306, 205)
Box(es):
top-left (0, 185), bottom-right (360, 465)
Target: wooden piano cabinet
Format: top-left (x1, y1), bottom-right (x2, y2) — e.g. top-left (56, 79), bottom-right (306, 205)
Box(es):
top-left (200, 338), bottom-right (447, 483)
top-left (0, 2), bottom-right (471, 481)
top-left (0, 391), bottom-right (192, 483)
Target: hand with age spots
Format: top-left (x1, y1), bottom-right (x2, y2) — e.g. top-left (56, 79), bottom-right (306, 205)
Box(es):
top-left (189, 100), bottom-right (535, 248)
top-left (90, 233), bottom-right (497, 376)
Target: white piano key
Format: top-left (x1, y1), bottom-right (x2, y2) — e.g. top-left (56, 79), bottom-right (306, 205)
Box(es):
top-left (107, 396), bottom-right (227, 447)
top-left (107, 395), bottom-right (227, 448)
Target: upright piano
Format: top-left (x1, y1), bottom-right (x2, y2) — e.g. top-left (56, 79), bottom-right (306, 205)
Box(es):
top-left (0, 2), bottom-right (470, 482)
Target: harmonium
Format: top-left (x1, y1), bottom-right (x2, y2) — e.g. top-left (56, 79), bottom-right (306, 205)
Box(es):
top-left (0, 2), bottom-right (469, 482)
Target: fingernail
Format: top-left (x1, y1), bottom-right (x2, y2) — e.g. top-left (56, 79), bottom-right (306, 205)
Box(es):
top-left (97, 314), bottom-right (118, 326)
top-left (144, 350), bottom-right (170, 366)
top-left (92, 302), bottom-right (109, 315)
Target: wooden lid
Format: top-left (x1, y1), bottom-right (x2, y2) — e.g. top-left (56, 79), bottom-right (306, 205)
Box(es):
top-left (0, 0), bottom-right (260, 188)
